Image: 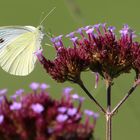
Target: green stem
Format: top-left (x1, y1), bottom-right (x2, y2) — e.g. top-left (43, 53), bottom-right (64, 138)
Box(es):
top-left (106, 84), bottom-right (112, 140)
top-left (78, 81), bottom-right (106, 114)
top-left (112, 84), bottom-right (137, 116)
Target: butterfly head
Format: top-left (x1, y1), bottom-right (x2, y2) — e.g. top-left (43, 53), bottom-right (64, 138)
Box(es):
top-left (37, 25), bottom-right (44, 32)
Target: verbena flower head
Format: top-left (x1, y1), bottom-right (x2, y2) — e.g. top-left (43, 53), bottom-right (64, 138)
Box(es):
top-left (0, 82), bottom-right (98, 140)
top-left (36, 36), bottom-right (90, 83)
top-left (36, 23), bottom-right (140, 84)
top-left (131, 42), bottom-right (140, 79)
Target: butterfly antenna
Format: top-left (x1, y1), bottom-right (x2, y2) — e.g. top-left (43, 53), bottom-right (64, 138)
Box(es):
top-left (40, 7), bottom-right (56, 25)
top-left (39, 11), bottom-right (45, 25)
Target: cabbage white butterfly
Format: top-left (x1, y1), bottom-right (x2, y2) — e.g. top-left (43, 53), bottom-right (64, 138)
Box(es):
top-left (0, 7), bottom-right (55, 76)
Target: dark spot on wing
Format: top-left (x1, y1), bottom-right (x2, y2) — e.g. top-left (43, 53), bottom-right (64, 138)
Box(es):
top-left (0, 38), bottom-right (4, 43)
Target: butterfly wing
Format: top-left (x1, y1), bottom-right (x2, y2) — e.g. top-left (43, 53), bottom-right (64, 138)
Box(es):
top-left (0, 26), bottom-right (35, 49)
top-left (0, 26), bottom-right (43, 76)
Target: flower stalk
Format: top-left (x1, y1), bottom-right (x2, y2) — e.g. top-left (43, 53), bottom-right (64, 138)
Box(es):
top-left (106, 82), bottom-right (112, 140)
top-left (77, 80), bottom-right (106, 114)
top-left (106, 114), bottom-right (112, 140)
top-left (112, 83), bottom-right (137, 116)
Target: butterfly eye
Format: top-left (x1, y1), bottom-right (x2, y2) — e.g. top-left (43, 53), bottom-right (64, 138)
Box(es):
top-left (0, 38), bottom-right (4, 43)
top-left (38, 25), bottom-right (44, 31)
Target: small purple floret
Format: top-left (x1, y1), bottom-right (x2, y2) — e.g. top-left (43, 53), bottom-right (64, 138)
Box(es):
top-left (40, 83), bottom-right (50, 90)
top-left (63, 87), bottom-right (73, 95)
top-left (119, 24), bottom-right (131, 35)
top-left (34, 49), bottom-right (43, 61)
top-left (0, 97), bottom-right (4, 103)
top-left (67, 108), bottom-right (77, 117)
top-left (0, 115), bottom-right (4, 124)
top-left (56, 114), bottom-right (68, 123)
top-left (108, 26), bottom-right (116, 32)
top-left (94, 24), bottom-right (101, 29)
top-left (10, 102), bottom-right (22, 111)
top-left (58, 107), bottom-right (67, 113)
top-left (15, 89), bottom-right (24, 96)
top-left (51, 35), bottom-right (63, 43)
top-left (84, 110), bottom-right (99, 119)
top-left (66, 32), bottom-right (75, 38)
top-left (10, 94), bottom-right (18, 101)
top-left (83, 25), bottom-right (91, 31)
top-left (71, 93), bottom-right (79, 100)
top-left (0, 89), bottom-right (7, 96)
top-left (71, 93), bottom-right (85, 102)
top-left (70, 37), bottom-right (78, 43)
top-left (86, 28), bottom-right (94, 34)
top-left (56, 35), bottom-right (63, 40)
top-left (93, 112), bottom-right (100, 119)
top-left (75, 113), bottom-right (81, 120)
top-left (55, 41), bottom-right (61, 47)
top-left (94, 72), bottom-right (99, 89)
top-left (120, 29), bottom-right (128, 35)
top-left (101, 23), bottom-right (106, 28)
top-left (77, 27), bottom-right (84, 34)
top-left (79, 97), bottom-right (85, 102)
top-left (31, 103), bottom-right (44, 113)
top-left (48, 128), bottom-right (54, 134)
top-left (63, 87), bottom-right (73, 101)
top-left (50, 37), bottom-right (56, 43)
top-left (84, 110), bottom-right (94, 116)
top-left (30, 82), bottom-right (39, 91)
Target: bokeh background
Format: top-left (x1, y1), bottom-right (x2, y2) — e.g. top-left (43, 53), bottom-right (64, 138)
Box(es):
top-left (0, 0), bottom-right (140, 139)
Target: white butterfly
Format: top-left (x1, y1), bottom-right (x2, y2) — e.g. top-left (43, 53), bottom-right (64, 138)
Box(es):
top-left (0, 7), bottom-right (55, 76)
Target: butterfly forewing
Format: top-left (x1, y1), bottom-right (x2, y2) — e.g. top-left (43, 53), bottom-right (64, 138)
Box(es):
top-left (0, 26), bottom-right (43, 76)
top-left (0, 27), bottom-right (34, 49)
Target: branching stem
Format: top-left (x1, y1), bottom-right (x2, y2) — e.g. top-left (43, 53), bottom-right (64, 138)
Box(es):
top-left (78, 81), bottom-right (106, 114)
top-left (112, 84), bottom-right (137, 116)
top-left (78, 79), bottom-right (138, 140)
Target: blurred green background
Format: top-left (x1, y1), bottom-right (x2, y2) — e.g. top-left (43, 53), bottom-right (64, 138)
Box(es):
top-left (0, 0), bottom-right (140, 139)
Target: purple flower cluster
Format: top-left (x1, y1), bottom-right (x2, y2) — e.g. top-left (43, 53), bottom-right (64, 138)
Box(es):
top-left (36, 24), bottom-right (140, 84)
top-left (0, 83), bottom-right (98, 140)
